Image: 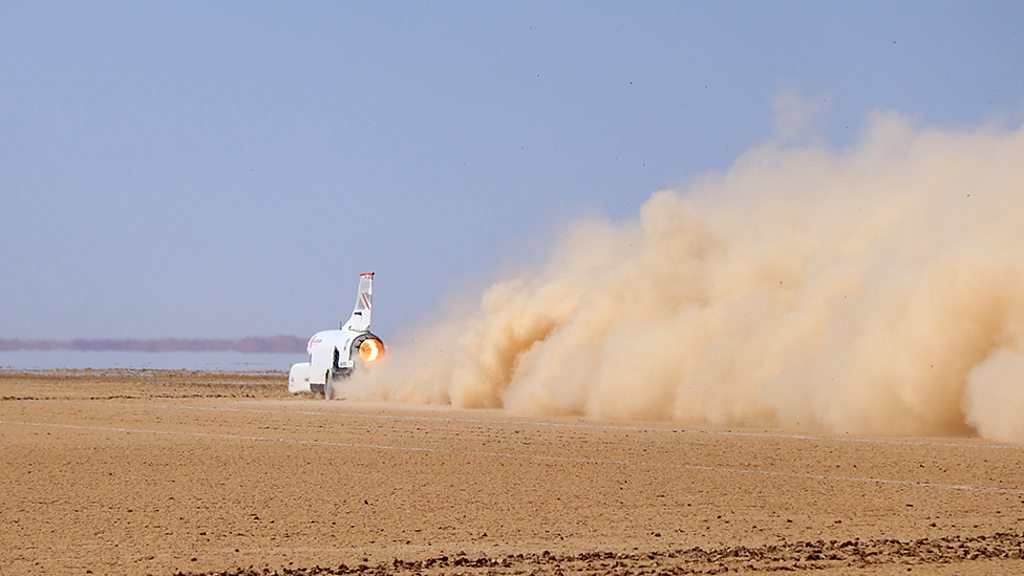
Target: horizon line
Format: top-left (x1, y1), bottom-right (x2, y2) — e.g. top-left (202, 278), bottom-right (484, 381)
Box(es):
top-left (0, 336), bottom-right (307, 354)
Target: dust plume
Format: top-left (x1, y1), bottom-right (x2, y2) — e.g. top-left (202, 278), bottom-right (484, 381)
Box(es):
top-left (351, 111), bottom-right (1024, 444)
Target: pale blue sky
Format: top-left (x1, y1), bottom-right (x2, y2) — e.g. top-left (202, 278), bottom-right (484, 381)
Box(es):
top-left (2, 1), bottom-right (1023, 341)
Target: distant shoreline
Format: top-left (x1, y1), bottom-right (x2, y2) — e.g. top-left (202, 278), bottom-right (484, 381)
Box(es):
top-left (0, 350), bottom-right (299, 371)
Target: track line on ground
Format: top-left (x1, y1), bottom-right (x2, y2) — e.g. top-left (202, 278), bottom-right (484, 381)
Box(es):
top-left (3, 418), bottom-right (1022, 496)
top-left (23, 398), bottom-right (1021, 452)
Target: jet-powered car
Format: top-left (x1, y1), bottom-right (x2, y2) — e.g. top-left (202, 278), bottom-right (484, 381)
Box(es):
top-left (288, 272), bottom-right (385, 399)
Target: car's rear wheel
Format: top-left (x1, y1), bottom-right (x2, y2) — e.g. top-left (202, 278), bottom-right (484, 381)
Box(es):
top-left (324, 370), bottom-right (334, 400)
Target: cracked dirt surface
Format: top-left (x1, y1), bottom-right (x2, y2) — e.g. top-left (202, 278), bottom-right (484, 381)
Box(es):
top-left (2, 370), bottom-right (1023, 575)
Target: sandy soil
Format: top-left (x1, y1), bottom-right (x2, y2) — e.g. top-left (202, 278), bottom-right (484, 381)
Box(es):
top-left (2, 370), bottom-right (1023, 575)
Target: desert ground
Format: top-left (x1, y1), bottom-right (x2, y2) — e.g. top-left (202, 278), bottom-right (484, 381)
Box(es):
top-left (1, 370), bottom-right (1023, 575)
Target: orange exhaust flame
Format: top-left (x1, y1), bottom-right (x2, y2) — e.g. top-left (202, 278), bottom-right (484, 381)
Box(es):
top-left (359, 338), bottom-right (382, 363)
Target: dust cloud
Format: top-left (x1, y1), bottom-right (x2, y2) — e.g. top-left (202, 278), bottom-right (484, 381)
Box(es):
top-left (350, 111), bottom-right (1024, 444)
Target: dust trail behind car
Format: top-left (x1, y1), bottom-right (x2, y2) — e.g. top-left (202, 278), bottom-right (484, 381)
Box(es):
top-left (349, 111), bottom-right (1024, 445)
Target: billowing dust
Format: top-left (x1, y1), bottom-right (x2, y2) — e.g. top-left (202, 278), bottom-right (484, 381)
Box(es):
top-left (350, 112), bottom-right (1024, 445)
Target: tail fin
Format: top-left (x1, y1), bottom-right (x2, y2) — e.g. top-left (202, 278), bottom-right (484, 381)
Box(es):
top-left (342, 272), bottom-right (374, 332)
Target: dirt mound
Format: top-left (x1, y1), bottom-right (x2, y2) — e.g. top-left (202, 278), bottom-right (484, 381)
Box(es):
top-left (178, 532), bottom-right (1024, 575)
